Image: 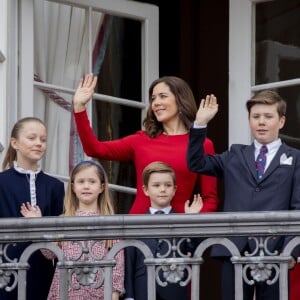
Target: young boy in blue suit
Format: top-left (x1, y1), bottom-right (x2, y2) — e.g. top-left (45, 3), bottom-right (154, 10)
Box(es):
top-left (123, 161), bottom-right (202, 300)
top-left (187, 90), bottom-right (300, 300)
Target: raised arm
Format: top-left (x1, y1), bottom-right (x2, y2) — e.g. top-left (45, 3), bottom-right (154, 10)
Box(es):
top-left (187, 94), bottom-right (220, 176)
top-left (195, 94), bottom-right (219, 126)
top-left (73, 73), bottom-right (98, 112)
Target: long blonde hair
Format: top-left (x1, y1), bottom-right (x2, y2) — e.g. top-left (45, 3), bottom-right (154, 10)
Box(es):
top-left (64, 160), bottom-right (114, 248)
top-left (64, 160), bottom-right (114, 216)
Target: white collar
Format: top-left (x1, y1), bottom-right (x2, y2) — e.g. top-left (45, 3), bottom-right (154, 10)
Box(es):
top-left (150, 206), bottom-right (172, 215)
top-left (13, 161), bottom-right (41, 207)
top-left (13, 161), bottom-right (41, 175)
top-left (254, 138), bottom-right (282, 153)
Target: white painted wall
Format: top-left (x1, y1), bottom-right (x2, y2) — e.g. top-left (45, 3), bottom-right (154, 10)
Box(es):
top-left (229, 0), bottom-right (253, 146)
top-left (0, 0), bottom-right (8, 163)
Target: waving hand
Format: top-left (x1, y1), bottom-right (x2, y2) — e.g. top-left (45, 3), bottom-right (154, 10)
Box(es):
top-left (195, 94), bottom-right (218, 126)
top-left (73, 73), bottom-right (98, 112)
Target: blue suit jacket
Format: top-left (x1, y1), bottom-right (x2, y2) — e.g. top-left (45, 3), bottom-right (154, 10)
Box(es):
top-left (187, 128), bottom-right (300, 256)
top-left (123, 209), bottom-right (194, 300)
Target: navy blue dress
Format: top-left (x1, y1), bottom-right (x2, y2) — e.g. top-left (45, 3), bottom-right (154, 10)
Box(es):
top-left (0, 167), bottom-right (64, 300)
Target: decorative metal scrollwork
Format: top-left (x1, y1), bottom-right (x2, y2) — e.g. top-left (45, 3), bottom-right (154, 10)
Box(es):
top-left (242, 236), bottom-right (280, 285)
top-left (155, 238), bottom-right (193, 287)
top-left (243, 262), bottom-right (279, 285)
top-left (0, 269), bottom-right (17, 292)
top-left (69, 266), bottom-right (104, 289)
top-left (66, 241), bottom-right (106, 289)
top-left (0, 244), bottom-right (20, 292)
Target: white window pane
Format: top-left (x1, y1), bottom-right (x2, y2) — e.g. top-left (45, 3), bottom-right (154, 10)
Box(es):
top-left (255, 0), bottom-right (300, 84)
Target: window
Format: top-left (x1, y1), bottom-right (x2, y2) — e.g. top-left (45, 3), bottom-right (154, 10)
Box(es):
top-left (6, 0), bottom-right (158, 210)
top-left (229, 0), bottom-right (300, 148)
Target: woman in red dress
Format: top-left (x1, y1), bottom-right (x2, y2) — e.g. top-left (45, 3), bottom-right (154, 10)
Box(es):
top-left (72, 73), bottom-right (219, 215)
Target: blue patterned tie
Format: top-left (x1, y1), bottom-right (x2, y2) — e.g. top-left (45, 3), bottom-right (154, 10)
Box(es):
top-left (155, 210), bottom-right (165, 214)
top-left (255, 145), bottom-right (268, 179)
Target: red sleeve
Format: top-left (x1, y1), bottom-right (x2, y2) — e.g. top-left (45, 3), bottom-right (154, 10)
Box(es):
top-left (73, 110), bottom-right (134, 161)
top-left (199, 137), bottom-right (220, 212)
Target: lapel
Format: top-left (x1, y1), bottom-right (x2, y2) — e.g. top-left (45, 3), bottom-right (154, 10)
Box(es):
top-left (150, 208), bottom-right (175, 257)
top-left (244, 143), bottom-right (292, 182)
top-left (262, 143), bottom-right (291, 181)
top-left (169, 208), bottom-right (176, 214)
top-left (243, 144), bottom-right (257, 180)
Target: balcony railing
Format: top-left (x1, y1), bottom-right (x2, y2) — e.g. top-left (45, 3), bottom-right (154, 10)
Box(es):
top-left (0, 210), bottom-right (299, 300)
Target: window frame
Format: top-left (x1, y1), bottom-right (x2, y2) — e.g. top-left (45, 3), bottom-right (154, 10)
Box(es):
top-left (229, 0), bottom-right (300, 146)
top-left (5, 0), bottom-right (159, 187)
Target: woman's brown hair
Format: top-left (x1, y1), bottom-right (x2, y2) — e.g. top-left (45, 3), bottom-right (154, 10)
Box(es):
top-left (143, 76), bottom-right (197, 137)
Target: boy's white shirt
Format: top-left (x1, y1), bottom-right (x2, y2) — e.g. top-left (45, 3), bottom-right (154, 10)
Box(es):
top-left (149, 206), bottom-right (172, 214)
top-left (254, 139), bottom-right (281, 171)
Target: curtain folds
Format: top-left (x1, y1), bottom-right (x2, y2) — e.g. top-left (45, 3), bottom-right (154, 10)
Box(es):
top-left (34, 1), bottom-right (106, 176)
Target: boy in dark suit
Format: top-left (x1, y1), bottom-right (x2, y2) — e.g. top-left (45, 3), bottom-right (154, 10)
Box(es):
top-left (123, 161), bottom-right (202, 300)
top-left (186, 90), bottom-right (300, 300)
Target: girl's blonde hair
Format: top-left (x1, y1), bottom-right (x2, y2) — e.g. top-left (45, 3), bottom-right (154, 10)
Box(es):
top-left (64, 160), bottom-right (114, 216)
top-left (2, 117), bottom-right (46, 170)
top-left (64, 160), bottom-right (114, 248)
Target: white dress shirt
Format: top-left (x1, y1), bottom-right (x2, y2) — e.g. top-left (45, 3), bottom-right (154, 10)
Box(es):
top-left (254, 139), bottom-right (281, 171)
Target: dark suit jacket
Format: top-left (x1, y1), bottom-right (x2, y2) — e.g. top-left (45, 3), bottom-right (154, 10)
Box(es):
top-left (123, 209), bottom-right (195, 300)
top-left (187, 127), bottom-right (300, 257)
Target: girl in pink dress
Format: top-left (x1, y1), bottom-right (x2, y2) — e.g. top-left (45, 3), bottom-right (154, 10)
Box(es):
top-left (21, 160), bottom-right (124, 300)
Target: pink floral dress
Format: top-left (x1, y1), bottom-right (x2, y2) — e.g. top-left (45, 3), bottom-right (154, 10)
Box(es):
top-left (42, 210), bottom-right (124, 300)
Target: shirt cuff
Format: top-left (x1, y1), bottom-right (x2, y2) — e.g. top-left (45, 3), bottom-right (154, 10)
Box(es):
top-left (193, 121), bottom-right (207, 129)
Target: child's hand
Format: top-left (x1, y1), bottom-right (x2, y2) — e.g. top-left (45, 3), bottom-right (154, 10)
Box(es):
top-left (20, 202), bottom-right (42, 218)
top-left (73, 73), bottom-right (98, 112)
top-left (184, 194), bottom-right (203, 214)
top-left (195, 94), bottom-right (218, 126)
top-left (112, 291), bottom-right (120, 300)
top-left (288, 256), bottom-right (297, 269)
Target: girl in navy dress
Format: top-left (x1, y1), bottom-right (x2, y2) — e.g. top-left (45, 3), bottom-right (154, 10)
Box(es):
top-left (0, 117), bottom-right (65, 299)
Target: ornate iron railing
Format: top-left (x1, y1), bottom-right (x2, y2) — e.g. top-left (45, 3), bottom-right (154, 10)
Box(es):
top-left (0, 210), bottom-right (299, 300)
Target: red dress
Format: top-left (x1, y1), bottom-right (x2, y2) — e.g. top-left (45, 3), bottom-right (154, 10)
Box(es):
top-left (74, 110), bottom-right (219, 214)
top-left (290, 263), bottom-right (300, 300)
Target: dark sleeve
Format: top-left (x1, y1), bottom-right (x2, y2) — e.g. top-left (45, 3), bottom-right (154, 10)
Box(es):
top-left (187, 127), bottom-right (226, 178)
top-left (187, 127), bottom-right (209, 173)
top-left (52, 180), bottom-right (64, 216)
top-left (200, 137), bottom-right (219, 212)
top-left (123, 246), bottom-right (136, 298)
